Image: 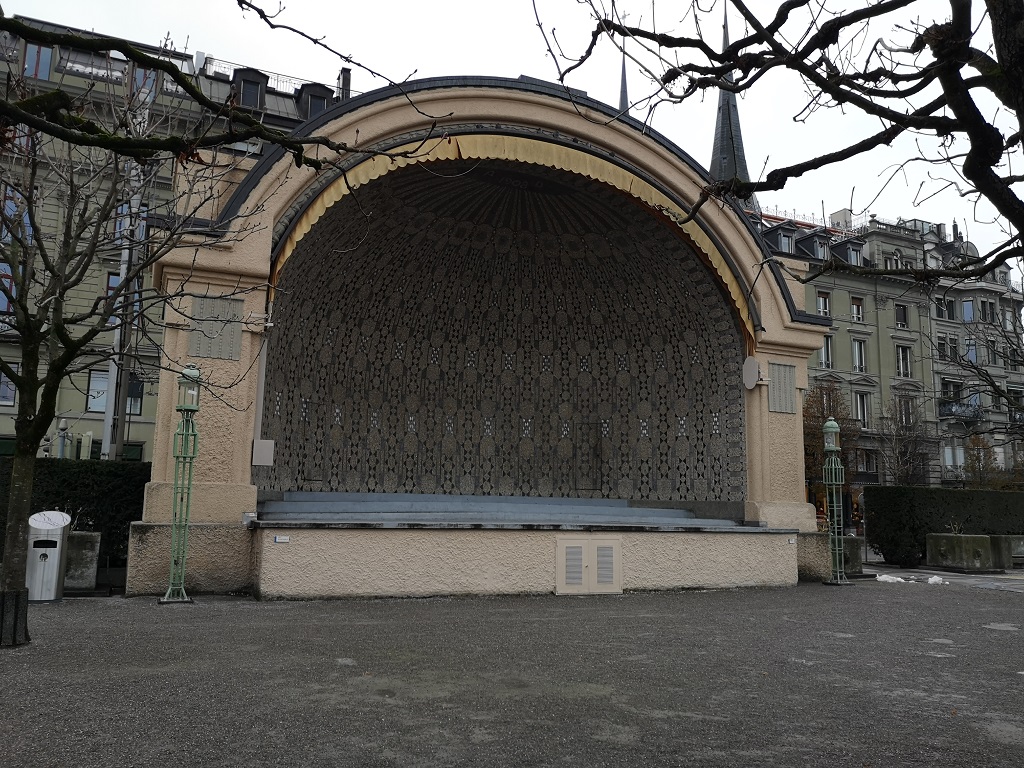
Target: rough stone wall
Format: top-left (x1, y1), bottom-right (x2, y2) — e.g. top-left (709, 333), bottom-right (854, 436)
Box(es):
top-left (254, 529), bottom-right (795, 598)
top-left (254, 161), bottom-right (745, 501)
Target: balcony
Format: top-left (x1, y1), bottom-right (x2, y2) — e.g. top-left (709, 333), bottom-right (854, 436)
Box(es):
top-left (938, 400), bottom-right (983, 420)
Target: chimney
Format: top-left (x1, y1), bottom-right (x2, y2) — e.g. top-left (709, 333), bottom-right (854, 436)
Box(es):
top-left (337, 67), bottom-right (351, 101)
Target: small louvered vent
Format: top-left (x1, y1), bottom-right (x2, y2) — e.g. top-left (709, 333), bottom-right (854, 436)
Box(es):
top-left (556, 537), bottom-right (622, 594)
top-left (565, 545), bottom-right (584, 586)
top-left (596, 546), bottom-right (615, 585)
top-left (768, 363), bottom-right (796, 413)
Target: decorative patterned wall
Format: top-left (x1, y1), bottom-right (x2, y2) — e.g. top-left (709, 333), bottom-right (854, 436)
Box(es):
top-left (254, 160), bottom-right (746, 501)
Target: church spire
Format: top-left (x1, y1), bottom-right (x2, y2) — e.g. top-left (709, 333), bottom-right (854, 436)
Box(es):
top-left (619, 47), bottom-right (629, 114)
top-left (710, 12), bottom-right (760, 213)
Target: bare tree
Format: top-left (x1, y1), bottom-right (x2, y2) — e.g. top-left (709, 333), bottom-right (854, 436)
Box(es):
top-left (543, 1), bottom-right (1024, 284)
top-left (803, 380), bottom-right (861, 497)
top-left (877, 394), bottom-right (934, 485)
top-left (0, 5), bottom-right (441, 646)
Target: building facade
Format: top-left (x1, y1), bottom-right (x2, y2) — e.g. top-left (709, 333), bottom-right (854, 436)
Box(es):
top-left (771, 209), bottom-right (1024, 487)
top-left (0, 15), bottom-right (346, 461)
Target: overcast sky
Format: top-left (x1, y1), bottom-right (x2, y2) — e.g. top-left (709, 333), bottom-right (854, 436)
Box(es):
top-left (9, 0), bottom-right (1011, 255)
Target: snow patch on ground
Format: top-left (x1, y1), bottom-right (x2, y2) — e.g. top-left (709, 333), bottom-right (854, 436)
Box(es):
top-left (874, 574), bottom-right (948, 585)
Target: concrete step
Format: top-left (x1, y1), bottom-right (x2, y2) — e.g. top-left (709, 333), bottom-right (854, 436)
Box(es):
top-left (258, 512), bottom-right (739, 528)
top-left (262, 500), bottom-right (695, 519)
top-left (281, 492), bottom-right (636, 508)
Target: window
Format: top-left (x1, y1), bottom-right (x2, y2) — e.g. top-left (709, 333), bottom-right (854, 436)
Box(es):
top-left (895, 345), bottom-right (912, 377)
top-left (819, 336), bottom-right (833, 369)
top-left (0, 363), bottom-right (17, 406)
top-left (941, 379), bottom-right (963, 402)
top-left (965, 338), bottom-right (977, 364)
top-left (980, 300), bottom-right (997, 324)
top-left (126, 373), bottom-right (144, 416)
top-left (23, 44), bottom-right (52, 79)
top-left (962, 299), bottom-right (974, 322)
top-left (856, 449), bottom-right (878, 474)
top-left (2, 185), bottom-right (33, 244)
top-left (240, 79), bottom-right (261, 108)
top-left (854, 392), bottom-right (870, 429)
top-left (114, 201), bottom-right (147, 246)
top-left (131, 67), bottom-right (157, 103)
top-left (897, 396), bottom-right (917, 426)
top-left (852, 339), bottom-right (867, 373)
top-left (308, 94), bottom-right (329, 117)
top-left (937, 334), bottom-right (959, 362)
top-left (848, 247), bottom-right (862, 266)
top-left (0, 262), bottom-right (13, 314)
top-left (106, 272), bottom-right (120, 325)
top-left (943, 443), bottom-right (965, 469)
top-left (987, 339), bottom-right (998, 366)
top-left (88, 439), bottom-right (144, 460)
top-left (851, 297), bottom-right (864, 322)
top-left (813, 240), bottom-right (827, 260)
top-left (779, 233), bottom-right (793, 254)
top-left (123, 442), bottom-right (144, 461)
top-left (86, 370), bottom-right (108, 412)
top-left (1010, 390), bottom-right (1024, 424)
top-left (816, 291), bottom-right (831, 317)
top-left (895, 303), bottom-right (909, 328)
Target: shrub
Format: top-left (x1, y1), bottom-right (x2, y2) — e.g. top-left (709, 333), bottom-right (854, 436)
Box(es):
top-left (0, 458), bottom-right (150, 565)
top-left (865, 486), bottom-right (1024, 567)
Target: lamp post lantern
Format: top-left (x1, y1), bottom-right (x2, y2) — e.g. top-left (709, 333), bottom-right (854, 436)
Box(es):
top-left (160, 364), bottom-right (201, 604)
top-left (822, 417), bottom-right (851, 585)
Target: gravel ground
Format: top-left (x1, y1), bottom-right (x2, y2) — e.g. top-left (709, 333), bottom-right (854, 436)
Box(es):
top-left (1, 580), bottom-right (1022, 767)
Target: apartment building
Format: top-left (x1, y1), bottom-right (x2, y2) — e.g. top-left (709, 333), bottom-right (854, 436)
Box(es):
top-left (0, 15), bottom-right (346, 460)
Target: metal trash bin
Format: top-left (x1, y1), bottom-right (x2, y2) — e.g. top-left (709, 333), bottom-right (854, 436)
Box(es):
top-left (25, 510), bottom-right (72, 602)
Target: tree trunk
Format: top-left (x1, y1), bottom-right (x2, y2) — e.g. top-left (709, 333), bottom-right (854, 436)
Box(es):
top-left (0, 450), bottom-right (37, 646)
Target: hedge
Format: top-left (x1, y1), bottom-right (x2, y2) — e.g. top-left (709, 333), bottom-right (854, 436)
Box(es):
top-left (865, 485), bottom-right (1024, 567)
top-left (0, 458), bottom-right (150, 565)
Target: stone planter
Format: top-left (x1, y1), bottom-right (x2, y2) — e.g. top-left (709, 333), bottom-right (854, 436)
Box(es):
top-left (843, 536), bottom-right (864, 575)
top-left (926, 533), bottom-right (1003, 573)
top-left (989, 535), bottom-right (1024, 570)
top-left (65, 532), bottom-right (102, 591)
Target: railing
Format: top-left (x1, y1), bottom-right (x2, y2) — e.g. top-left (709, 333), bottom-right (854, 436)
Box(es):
top-left (202, 56), bottom-right (314, 94)
top-left (938, 401), bottom-right (983, 420)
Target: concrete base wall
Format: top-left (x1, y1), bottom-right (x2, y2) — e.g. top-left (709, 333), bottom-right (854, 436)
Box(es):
top-left (746, 501), bottom-right (818, 533)
top-left (254, 528), bottom-right (797, 599)
top-left (143, 482), bottom-right (258, 525)
top-left (797, 533), bottom-right (865, 581)
top-left (797, 533), bottom-right (830, 582)
top-left (126, 522), bottom-right (254, 596)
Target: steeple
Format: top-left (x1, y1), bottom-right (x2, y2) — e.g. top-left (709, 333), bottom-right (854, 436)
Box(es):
top-left (710, 13), bottom-right (760, 213)
top-left (619, 48), bottom-right (629, 114)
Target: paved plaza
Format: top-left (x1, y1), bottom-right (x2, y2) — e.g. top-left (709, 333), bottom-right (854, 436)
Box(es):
top-left (2, 575), bottom-right (1022, 767)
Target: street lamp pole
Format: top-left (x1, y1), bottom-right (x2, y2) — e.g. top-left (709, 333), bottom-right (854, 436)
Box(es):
top-left (160, 364), bottom-right (201, 604)
top-left (823, 416), bottom-right (851, 586)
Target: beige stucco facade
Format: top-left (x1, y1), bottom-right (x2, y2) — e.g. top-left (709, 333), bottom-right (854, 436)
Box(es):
top-left (129, 81), bottom-right (825, 597)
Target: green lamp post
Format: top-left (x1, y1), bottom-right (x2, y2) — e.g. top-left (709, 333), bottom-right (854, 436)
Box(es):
top-left (822, 417), bottom-right (851, 586)
top-left (160, 363), bottom-right (201, 604)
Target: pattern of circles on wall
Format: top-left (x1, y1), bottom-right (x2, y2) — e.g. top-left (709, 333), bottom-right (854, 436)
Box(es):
top-left (253, 160), bottom-right (746, 502)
